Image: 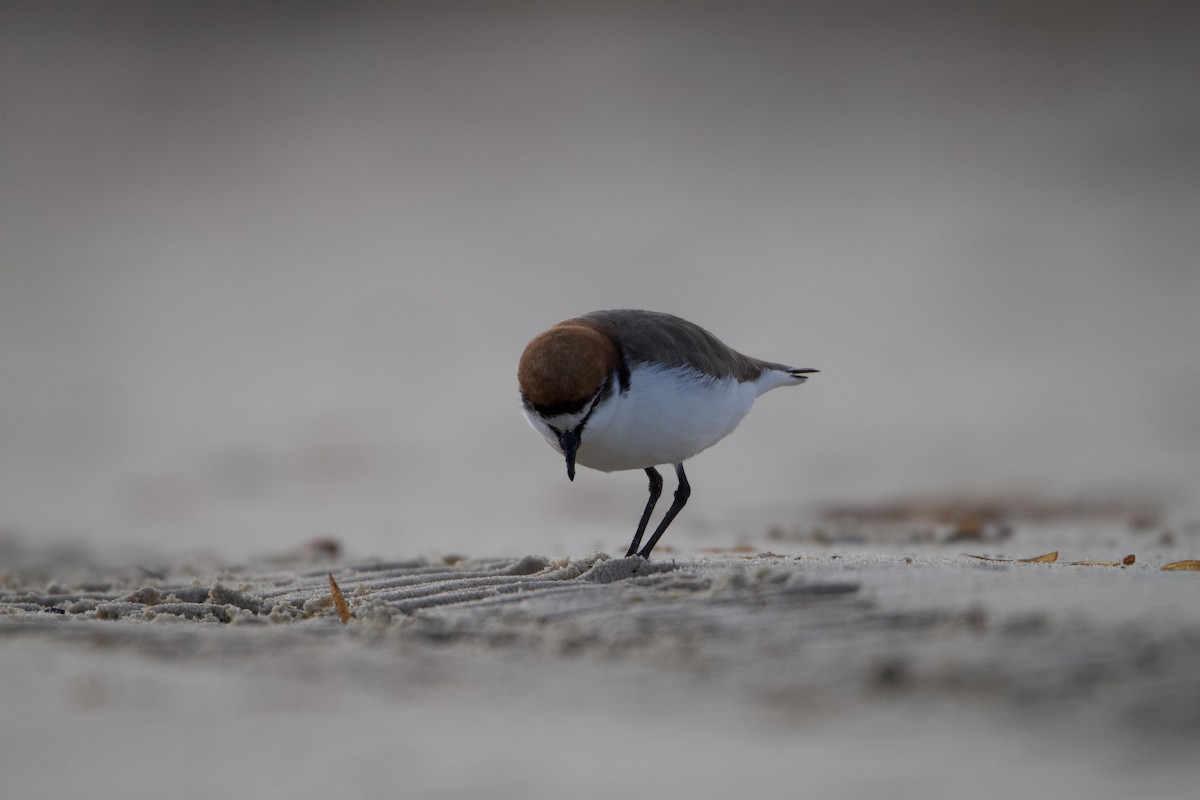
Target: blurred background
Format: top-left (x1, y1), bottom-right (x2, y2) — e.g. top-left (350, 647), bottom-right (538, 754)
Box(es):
top-left (2, 0), bottom-right (1197, 560)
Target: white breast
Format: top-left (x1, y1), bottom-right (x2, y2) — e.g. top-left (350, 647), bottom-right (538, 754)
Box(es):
top-left (566, 363), bottom-right (763, 472)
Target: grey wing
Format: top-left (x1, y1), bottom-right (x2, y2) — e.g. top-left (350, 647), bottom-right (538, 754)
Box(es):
top-left (577, 309), bottom-right (773, 381)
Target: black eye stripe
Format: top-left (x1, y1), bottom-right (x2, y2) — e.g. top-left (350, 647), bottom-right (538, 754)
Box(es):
top-left (544, 377), bottom-right (609, 440)
top-left (576, 387), bottom-right (605, 431)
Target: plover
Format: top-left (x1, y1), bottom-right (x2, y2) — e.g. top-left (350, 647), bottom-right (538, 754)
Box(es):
top-left (518, 309), bottom-right (816, 559)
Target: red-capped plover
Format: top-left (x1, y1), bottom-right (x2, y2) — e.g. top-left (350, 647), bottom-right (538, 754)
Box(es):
top-left (518, 309), bottom-right (816, 559)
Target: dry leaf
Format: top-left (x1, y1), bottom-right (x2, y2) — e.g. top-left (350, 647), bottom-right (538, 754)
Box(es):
top-left (328, 572), bottom-right (352, 624)
top-left (964, 551), bottom-right (1057, 563)
top-left (968, 552), bottom-right (1133, 567)
top-left (1066, 554), bottom-right (1135, 567)
top-left (1161, 560), bottom-right (1200, 572)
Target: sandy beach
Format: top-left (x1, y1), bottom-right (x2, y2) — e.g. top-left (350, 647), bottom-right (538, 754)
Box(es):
top-left (3, 515), bottom-right (1199, 799)
top-left (3, 2), bottom-right (1199, 797)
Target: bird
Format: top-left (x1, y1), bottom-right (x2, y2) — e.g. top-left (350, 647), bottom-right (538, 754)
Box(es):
top-left (517, 309), bottom-right (816, 559)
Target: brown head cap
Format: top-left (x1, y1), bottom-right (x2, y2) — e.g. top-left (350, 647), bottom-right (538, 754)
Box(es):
top-left (518, 322), bottom-right (618, 417)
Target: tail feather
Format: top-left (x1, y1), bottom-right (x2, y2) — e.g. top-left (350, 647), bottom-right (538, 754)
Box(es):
top-left (788, 367), bottom-right (818, 383)
top-left (754, 364), bottom-right (818, 394)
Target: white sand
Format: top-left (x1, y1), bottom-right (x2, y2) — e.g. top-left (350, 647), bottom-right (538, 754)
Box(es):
top-left (3, 4), bottom-right (1199, 797)
top-left (3, 523), bottom-right (1198, 799)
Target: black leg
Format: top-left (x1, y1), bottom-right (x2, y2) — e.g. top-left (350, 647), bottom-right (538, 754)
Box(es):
top-left (637, 463), bottom-right (690, 560)
top-left (625, 467), bottom-right (663, 557)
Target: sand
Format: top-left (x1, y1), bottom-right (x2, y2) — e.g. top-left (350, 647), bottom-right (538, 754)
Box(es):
top-left (3, 521), bottom-right (1199, 800)
top-left (4, 4), bottom-right (1199, 797)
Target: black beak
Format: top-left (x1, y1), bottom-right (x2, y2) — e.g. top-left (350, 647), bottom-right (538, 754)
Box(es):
top-left (558, 430), bottom-right (578, 482)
